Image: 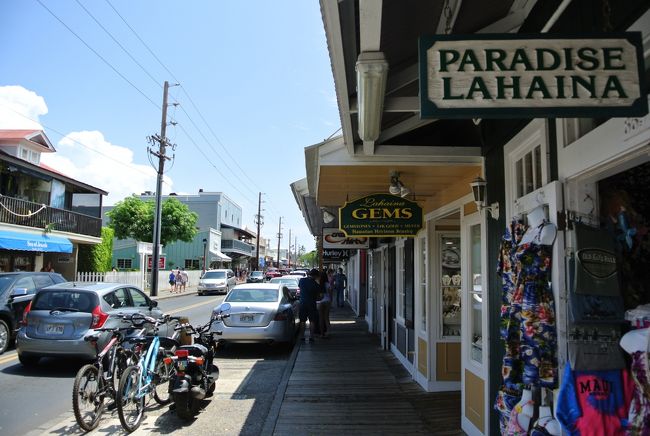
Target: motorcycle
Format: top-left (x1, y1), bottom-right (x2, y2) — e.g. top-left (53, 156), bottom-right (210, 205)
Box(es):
top-left (164, 312), bottom-right (228, 420)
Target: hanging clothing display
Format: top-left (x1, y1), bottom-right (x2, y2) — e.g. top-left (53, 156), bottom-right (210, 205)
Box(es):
top-left (627, 348), bottom-right (650, 435)
top-left (495, 217), bottom-right (559, 433)
top-left (556, 365), bottom-right (634, 436)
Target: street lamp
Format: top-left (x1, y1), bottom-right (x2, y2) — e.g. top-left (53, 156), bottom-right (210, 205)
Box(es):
top-left (202, 238), bottom-right (208, 274)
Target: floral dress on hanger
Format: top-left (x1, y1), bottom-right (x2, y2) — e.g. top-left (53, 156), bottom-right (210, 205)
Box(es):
top-left (628, 349), bottom-right (650, 435)
top-left (495, 218), bottom-right (559, 433)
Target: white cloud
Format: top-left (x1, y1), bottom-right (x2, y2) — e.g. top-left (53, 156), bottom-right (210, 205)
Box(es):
top-left (43, 131), bottom-right (172, 205)
top-left (0, 85), bottom-right (172, 206)
top-left (0, 85), bottom-right (47, 129)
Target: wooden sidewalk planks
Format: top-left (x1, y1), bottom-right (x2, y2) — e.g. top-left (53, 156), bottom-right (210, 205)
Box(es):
top-left (272, 308), bottom-right (463, 435)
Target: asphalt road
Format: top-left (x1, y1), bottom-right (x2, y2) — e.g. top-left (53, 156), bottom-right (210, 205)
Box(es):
top-left (0, 292), bottom-right (294, 435)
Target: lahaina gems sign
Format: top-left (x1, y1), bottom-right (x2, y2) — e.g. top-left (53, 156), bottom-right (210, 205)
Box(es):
top-left (339, 194), bottom-right (423, 238)
top-left (419, 33), bottom-right (647, 118)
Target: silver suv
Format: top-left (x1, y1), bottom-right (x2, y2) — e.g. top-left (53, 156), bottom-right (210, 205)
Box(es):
top-left (16, 282), bottom-right (174, 366)
top-left (197, 269), bottom-right (236, 295)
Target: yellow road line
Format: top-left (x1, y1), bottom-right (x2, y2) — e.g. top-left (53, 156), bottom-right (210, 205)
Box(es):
top-left (0, 297), bottom-right (221, 366)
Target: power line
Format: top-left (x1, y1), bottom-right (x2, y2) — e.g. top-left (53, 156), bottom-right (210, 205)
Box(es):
top-left (34, 0), bottom-right (160, 109)
top-left (73, 0), bottom-right (162, 89)
top-left (0, 102), bottom-right (165, 184)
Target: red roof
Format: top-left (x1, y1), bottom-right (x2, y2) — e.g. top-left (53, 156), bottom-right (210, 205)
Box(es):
top-left (0, 129), bottom-right (40, 140)
top-left (39, 162), bottom-right (68, 177)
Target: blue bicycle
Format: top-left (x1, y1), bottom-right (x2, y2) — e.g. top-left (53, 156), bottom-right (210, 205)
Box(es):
top-left (116, 314), bottom-right (179, 432)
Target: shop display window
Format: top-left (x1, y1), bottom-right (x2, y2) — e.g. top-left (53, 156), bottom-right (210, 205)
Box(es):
top-left (440, 233), bottom-right (461, 338)
top-left (469, 223), bottom-right (483, 364)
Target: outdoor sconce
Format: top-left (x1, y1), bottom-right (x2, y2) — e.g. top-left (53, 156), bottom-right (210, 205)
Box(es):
top-left (322, 209), bottom-right (336, 224)
top-left (470, 176), bottom-right (499, 220)
top-left (389, 172), bottom-right (411, 198)
top-left (356, 51), bottom-right (389, 143)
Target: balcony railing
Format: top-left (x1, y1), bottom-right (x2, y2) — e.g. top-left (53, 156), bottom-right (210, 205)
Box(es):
top-left (0, 196), bottom-right (102, 237)
top-left (221, 239), bottom-right (254, 256)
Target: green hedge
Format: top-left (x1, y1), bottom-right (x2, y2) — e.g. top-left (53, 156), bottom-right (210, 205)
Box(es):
top-left (78, 227), bottom-right (114, 272)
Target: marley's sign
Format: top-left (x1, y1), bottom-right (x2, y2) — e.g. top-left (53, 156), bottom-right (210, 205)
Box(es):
top-left (419, 33), bottom-right (647, 118)
top-left (339, 194), bottom-right (423, 237)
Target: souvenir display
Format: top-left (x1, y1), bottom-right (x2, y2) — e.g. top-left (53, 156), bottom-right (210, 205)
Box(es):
top-left (440, 235), bottom-right (461, 337)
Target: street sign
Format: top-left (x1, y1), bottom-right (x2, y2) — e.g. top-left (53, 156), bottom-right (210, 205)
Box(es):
top-left (419, 33), bottom-right (647, 118)
top-left (147, 255), bottom-right (166, 270)
top-left (339, 193), bottom-right (423, 238)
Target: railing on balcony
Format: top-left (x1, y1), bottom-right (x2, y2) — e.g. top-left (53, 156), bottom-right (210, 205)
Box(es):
top-left (0, 196), bottom-right (102, 237)
top-left (221, 239), bottom-right (254, 256)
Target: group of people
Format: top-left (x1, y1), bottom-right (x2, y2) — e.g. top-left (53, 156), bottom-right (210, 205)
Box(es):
top-left (298, 267), bottom-right (347, 342)
top-left (168, 268), bottom-right (189, 293)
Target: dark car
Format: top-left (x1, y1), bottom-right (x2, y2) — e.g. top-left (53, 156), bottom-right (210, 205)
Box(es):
top-left (246, 271), bottom-right (265, 283)
top-left (0, 272), bottom-right (66, 354)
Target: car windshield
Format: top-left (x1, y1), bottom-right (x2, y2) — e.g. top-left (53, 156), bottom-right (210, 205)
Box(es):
top-left (0, 276), bottom-right (15, 294)
top-left (250, 271), bottom-right (264, 277)
top-left (270, 278), bottom-right (298, 286)
top-left (203, 271), bottom-right (226, 279)
top-left (225, 288), bottom-right (279, 303)
top-left (32, 290), bottom-right (96, 312)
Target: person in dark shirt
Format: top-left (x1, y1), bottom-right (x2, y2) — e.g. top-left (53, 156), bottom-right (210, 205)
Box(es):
top-left (298, 268), bottom-right (321, 342)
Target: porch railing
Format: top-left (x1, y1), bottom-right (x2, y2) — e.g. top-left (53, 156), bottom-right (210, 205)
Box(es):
top-left (0, 196), bottom-right (102, 237)
top-left (222, 239), bottom-right (254, 256)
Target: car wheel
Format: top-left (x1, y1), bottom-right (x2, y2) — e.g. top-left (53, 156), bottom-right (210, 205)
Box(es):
top-left (0, 319), bottom-right (10, 354)
top-left (19, 354), bottom-right (40, 367)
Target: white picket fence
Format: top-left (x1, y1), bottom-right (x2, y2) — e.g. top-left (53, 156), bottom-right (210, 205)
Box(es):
top-left (76, 270), bottom-right (203, 291)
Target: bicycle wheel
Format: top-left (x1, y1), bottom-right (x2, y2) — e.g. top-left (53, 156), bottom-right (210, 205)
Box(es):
top-left (153, 356), bottom-right (174, 405)
top-left (72, 364), bottom-right (104, 432)
top-left (117, 365), bottom-right (145, 433)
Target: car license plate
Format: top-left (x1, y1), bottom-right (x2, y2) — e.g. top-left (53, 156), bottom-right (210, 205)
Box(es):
top-left (240, 314), bottom-right (254, 322)
top-left (46, 324), bottom-right (64, 335)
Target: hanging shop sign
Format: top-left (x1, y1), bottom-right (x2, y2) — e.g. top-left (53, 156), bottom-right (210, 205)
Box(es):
top-left (323, 228), bottom-right (370, 249)
top-left (419, 33), bottom-right (647, 118)
top-left (338, 194), bottom-right (423, 238)
top-left (323, 249), bottom-right (349, 262)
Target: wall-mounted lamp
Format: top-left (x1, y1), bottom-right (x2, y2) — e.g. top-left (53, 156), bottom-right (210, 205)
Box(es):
top-left (322, 209), bottom-right (336, 224)
top-left (389, 172), bottom-right (411, 198)
top-left (470, 176), bottom-right (499, 220)
top-left (356, 52), bottom-right (389, 143)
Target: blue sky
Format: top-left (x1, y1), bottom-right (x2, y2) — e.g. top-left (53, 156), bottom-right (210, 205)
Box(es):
top-left (0, 0), bottom-right (339, 252)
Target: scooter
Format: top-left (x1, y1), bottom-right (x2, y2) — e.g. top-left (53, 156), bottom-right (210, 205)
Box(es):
top-left (164, 313), bottom-right (228, 420)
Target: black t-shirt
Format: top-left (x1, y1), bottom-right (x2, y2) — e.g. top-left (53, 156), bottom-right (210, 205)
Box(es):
top-left (298, 277), bottom-right (319, 304)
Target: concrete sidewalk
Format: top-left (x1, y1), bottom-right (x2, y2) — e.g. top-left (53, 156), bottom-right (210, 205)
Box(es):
top-left (264, 304), bottom-right (464, 435)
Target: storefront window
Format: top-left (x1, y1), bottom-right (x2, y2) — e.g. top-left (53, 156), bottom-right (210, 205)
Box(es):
top-left (440, 233), bottom-right (461, 337)
top-left (419, 236), bottom-right (426, 331)
top-left (469, 223), bottom-right (483, 364)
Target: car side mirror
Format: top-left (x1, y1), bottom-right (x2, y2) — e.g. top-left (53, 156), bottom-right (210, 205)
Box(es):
top-left (149, 299), bottom-right (158, 309)
top-left (10, 288), bottom-right (28, 298)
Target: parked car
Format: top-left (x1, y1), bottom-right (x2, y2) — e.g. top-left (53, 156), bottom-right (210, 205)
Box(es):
top-left (197, 269), bottom-right (236, 295)
top-left (246, 271), bottom-right (265, 283)
top-left (16, 282), bottom-right (174, 366)
top-left (211, 283), bottom-right (300, 345)
top-left (268, 276), bottom-right (300, 298)
top-left (289, 270), bottom-right (307, 278)
top-left (0, 272), bottom-right (66, 354)
top-left (264, 268), bottom-right (282, 281)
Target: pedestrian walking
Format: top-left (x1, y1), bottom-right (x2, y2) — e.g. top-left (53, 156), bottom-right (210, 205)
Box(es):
top-left (298, 268), bottom-right (321, 342)
top-left (169, 270), bottom-right (176, 292)
top-left (317, 269), bottom-right (333, 338)
top-left (178, 268), bottom-right (188, 292)
top-left (333, 267), bottom-right (347, 308)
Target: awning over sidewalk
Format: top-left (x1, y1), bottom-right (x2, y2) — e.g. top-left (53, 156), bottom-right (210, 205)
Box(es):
top-left (0, 230), bottom-right (73, 253)
top-left (210, 249), bottom-right (232, 262)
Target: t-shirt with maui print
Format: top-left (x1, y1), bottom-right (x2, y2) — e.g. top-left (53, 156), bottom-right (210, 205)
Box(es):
top-left (556, 365), bottom-right (634, 436)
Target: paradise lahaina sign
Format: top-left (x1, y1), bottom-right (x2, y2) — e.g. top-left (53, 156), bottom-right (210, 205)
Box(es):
top-left (419, 33), bottom-right (647, 118)
top-left (339, 194), bottom-right (423, 238)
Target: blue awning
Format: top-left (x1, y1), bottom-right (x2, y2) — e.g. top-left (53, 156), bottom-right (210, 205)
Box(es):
top-left (0, 230), bottom-right (73, 253)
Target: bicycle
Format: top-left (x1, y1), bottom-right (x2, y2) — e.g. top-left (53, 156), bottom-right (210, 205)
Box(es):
top-left (116, 314), bottom-right (181, 432)
top-left (72, 315), bottom-right (147, 431)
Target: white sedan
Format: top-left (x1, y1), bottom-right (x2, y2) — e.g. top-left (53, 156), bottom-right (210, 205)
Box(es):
top-left (211, 283), bottom-right (300, 345)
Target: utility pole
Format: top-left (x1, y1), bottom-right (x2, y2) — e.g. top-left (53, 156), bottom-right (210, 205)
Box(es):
top-left (295, 236), bottom-right (298, 267)
top-left (276, 217), bottom-right (282, 269)
top-left (147, 80), bottom-right (176, 297)
top-left (287, 228), bottom-right (291, 269)
top-left (255, 192), bottom-right (263, 271)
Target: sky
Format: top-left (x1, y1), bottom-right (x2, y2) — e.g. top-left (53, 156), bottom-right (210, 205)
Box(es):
top-left (0, 0), bottom-right (340, 253)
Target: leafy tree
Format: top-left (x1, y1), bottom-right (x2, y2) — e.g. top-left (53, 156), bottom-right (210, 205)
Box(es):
top-left (107, 196), bottom-right (198, 246)
top-left (299, 250), bottom-right (318, 267)
top-left (78, 227), bottom-right (114, 272)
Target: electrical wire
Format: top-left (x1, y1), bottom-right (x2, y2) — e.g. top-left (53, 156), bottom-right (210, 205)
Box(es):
top-left (34, 0), bottom-right (160, 109)
top-left (73, 0), bottom-right (162, 89)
